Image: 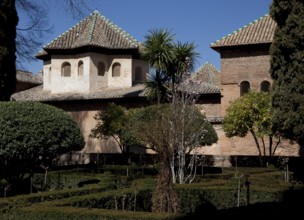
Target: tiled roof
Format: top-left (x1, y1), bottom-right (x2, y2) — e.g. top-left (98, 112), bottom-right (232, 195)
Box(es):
top-left (210, 14), bottom-right (276, 49)
top-left (191, 62), bottom-right (221, 86)
top-left (176, 62), bottom-right (221, 95)
top-left (11, 84), bottom-right (146, 102)
top-left (178, 80), bottom-right (221, 94)
top-left (11, 80), bottom-right (220, 102)
top-left (16, 70), bottom-right (43, 85)
top-left (36, 10), bottom-right (140, 57)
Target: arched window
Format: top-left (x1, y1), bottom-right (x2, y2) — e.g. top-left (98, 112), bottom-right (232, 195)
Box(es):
top-left (78, 61), bottom-right (84, 76)
top-left (98, 61), bottom-right (105, 76)
top-left (112, 62), bottom-right (121, 77)
top-left (240, 81), bottom-right (250, 96)
top-left (260, 80), bottom-right (270, 92)
top-left (61, 62), bottom-right (71, 77)
top-left (135, 66), bottom-right (142, 81)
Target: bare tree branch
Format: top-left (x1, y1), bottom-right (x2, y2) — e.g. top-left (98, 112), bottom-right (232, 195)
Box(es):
top-left (15, 0), bottom-right (98, 71)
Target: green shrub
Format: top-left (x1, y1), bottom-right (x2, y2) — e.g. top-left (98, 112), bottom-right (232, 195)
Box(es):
top-left (2, 206), bottom-right (181, 220)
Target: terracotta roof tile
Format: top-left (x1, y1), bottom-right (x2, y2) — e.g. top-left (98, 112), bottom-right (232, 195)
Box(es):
top-left (191, 62), bottom-right (221, 86)
top-left (11, 80), bottom-right (220, 102)
top-left (11, 84), bottom-right (146, 102)
top-left (36, 10), bottom-right (140, 57)
top-left (16, 70), bottom-right (43, 85)
top-left (210, 14), bottom-right (276, 49)
top-left (178, 80), bottom-right (221, 94)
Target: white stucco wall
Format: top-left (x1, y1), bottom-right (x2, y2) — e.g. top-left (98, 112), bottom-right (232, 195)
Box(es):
top-left (132, 59), bottom-right (149, 83)
top-left (44, 54), bottom-right (91, 93)
top-left (42, 60), bottom-right (51, 91)
top-left (43, 53), bottom-right (146, 93)
top-left (108, 55), bottom-right (133, 88)
top-left (90, 53), bottom-right (109, 90)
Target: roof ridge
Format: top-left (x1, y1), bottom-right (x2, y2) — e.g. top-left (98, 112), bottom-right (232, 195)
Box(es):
top-left (42, 10), bottom-right (141, 51)
top-left (210, 14), bottom-right (269, 46)
top-left (194, 61), bottom-right (220, 73)
top-left (43, 11), bottom-right (97, 48)
top-left (94, 11), bottom-right (139, 47)
top-left (88, 11), bottom-right (98, 43)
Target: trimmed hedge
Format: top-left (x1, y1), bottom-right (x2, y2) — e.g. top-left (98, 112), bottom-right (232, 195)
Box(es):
top-left (1, 184), bottom-right (293, 213)
top-left (1, 184), bottom-right (302, 219)
top-left (0, 185), bottom-right (108, 209)
top-left (2, 206), bottom-right (181, 220)
top-left (1, 166), bottom-right (303, 219)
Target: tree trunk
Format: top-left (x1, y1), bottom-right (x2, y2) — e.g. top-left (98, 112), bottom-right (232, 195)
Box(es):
top-left (0, 0), bottom-right (18, 101)
top-left (152, 157), bottom-right (179, 213)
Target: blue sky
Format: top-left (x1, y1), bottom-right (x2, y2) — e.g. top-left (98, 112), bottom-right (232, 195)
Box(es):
top-left (18, 0), bottom-right (273, 75)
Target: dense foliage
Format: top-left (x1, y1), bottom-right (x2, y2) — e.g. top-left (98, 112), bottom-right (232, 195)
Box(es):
top-left (1, 165), bottom-right (303, 219)
top-left (130, 103), bottom-right (218, 185)
top-left (223, 91), bottom-right (280, 157)
top-left (130, 104), bottom-right (218, 151)
top-left (269, 0), bottom-right (304, 146)
top-left (90, 103), bottom-right (140, 153)
top-left (0, 101), bottom-right (84, 191)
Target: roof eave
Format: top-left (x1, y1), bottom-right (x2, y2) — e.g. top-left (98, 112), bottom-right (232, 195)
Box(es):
top-left (210, 42), bottom-right (272, 52)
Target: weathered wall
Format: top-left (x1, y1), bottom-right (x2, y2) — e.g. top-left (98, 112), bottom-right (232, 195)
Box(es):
top-left (43, 53), bottom-right (149, 94)
top-left (220, 50), bottom-right (272, 116)
top-left (53, 99), bottom-right (149, 157)
top-left (197, 125), bottom-right (300, 157)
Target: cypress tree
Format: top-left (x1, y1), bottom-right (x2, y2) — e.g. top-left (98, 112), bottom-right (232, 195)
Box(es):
top-left (0, 0), bottom-right (18, 101)
top-left (269, 0), bottom-right (304, 145)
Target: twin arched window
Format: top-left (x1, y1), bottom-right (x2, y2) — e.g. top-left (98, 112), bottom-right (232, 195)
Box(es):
top-left (61, 61), bottom-right (125, 78)
top-left (61, 62), bottom-right (71, 77)
top-left (240, 80), bottom-right (271, 95)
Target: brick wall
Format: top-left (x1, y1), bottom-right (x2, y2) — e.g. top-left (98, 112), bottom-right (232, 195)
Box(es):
top-left (206, 46), bottom-right (301, 158)
top-left (220, 49), bottom-right (272, 116)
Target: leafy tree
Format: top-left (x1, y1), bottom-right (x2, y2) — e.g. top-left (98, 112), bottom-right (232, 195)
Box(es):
top-left (0, 0), bottom-right (94, 101)
top-left (129, 104), bottom-right (217, 211)
top-left (223, 91), bottom-right (281, 159)
top-left (269, 0), bottom-right (304, 146)
top-left (139, 29), bottom-right (202, 213)
top-left (169, 90), bottom-right (218, 184)
top-left (0, 101), bottom-right (85, 195)
top-left (129, 104), bottom-right (179, 213)
top-left (91, 103), bottom-right (141, 154)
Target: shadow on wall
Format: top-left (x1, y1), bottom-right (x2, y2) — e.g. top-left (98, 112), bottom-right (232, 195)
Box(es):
top-left (70, 111), bottom-right (88, 133)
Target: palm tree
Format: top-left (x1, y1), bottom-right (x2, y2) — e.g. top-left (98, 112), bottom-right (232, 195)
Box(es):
top-left (141, 29), bottom-right (200, 103)
top-left (141, 28), bottom-right (175, 104)
top-left (144, 70), bottom-right (168, 103)
top-left (140, 28), bottom-right (200, 213)
top-left (168, 41), bottom-right (199, 92)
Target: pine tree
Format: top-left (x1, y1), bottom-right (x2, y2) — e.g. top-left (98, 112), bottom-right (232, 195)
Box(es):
top-left (269, 0), bottom-right (304, 146)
